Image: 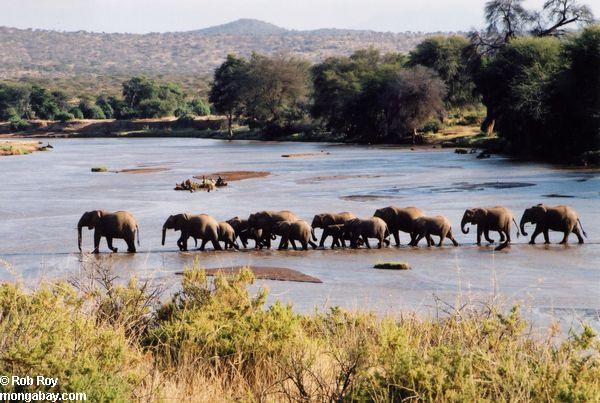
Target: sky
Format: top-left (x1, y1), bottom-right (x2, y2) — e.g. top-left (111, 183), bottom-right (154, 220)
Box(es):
top-left (0, 0), bottom-right (598, 33)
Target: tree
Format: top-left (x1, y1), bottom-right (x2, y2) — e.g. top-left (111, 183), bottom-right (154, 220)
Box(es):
top-left (0, 83), bottom-right (30, 120)
top-left (79, 96), bottom-right (106, 119)
top-left (188, 98), bottom-right (211, 116)
top-left (382, 66), bottom-right (447, 143)
top-left (243, 53), bottom-right (310, 130)
top-left (96, 95), bottom-right (114, 119)
top-left (29, 86), bottom-right (60, 120)
top-left (408, 36), bottom-right (479, 108)
top-left (209, 55), bottom-right (249, 139)
top-left (122, 77), bottom-right (158, 109)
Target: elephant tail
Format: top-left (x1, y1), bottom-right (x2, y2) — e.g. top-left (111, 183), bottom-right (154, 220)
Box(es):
top-left (137, 224), bottom-right (141, 246)
top-left (512, 218), bottom-right (520, 238)
top-left (578, 219), bottom-right (588, 238)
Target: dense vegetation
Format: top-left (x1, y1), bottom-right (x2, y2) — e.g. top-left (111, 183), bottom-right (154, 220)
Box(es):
top-left (0, 261), bottom-right (598, 401)
top-left (1, 1), bottom-right (598, 162)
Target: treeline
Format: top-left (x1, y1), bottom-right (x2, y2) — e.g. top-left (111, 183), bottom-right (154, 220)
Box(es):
top-left (0, 77), bottom-right (211, 128)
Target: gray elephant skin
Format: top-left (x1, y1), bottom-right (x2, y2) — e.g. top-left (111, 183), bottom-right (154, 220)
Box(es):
top-left (272, 220), bottom-right (318, 250)
top-left (218, 221), bottom-right (239, 250)
top-left (373, 206), bottom-right (424, 246)
top-left (78, 210), bottom-right (139, 253)
top-left (248, 210), bottom-right (299, 249)
top-left (226, 216), bottom-right (265, 249)
top-left (520, 204), bottom-right (587, 244)
top-left (412, 216), bottom-right (459, 247)
top-left (344, 217), bottom-right (390, 249)
top-left (311, 212), bottom-right (357, 247)
top-left (162, 213), bottom-right (222, 251)
top-left (461, 206), bottom-right (519, 245)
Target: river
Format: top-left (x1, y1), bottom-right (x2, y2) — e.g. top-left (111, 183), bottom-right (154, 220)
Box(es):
top-left (1, 138), bottom-right (598, 330)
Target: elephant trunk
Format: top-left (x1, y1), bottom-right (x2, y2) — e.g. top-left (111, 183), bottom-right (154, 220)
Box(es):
top-left (519, 217), bottom-right (528, 236)
top-left (162, 226), bottom-right (167, 246)
top-left (77, 224), bottom-right (83, 252)
top-left (461, 216), bottom-right (470, 234)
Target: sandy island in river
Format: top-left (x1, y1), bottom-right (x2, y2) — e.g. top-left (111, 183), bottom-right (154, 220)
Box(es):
top-left (176, 266), bottom-right (322, 284)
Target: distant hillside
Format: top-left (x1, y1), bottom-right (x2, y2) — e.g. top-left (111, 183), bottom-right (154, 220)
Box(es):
top-left (0, 19), bottom-right (459, 79)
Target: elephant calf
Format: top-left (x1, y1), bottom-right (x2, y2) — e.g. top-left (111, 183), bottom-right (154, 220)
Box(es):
top-left (218, 222), bottom-right (239, 250)
top-left (411, 216), bottom-right (459, 247)
top-left (520, 204), bottom-right (587, 244)
top-left (373, 206), bottom-right (424, 246)
top-left (227, 217), bottom-right (266, 249)
top-left (344, 217), bottom-right (390, 249)
top-left (77, 210), bottom-right (140, 253)
top-left (272, 220), bottom-right (318, 251)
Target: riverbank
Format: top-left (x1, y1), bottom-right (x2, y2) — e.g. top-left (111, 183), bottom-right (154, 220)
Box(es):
top-left (1, 263), bottom-right (597, 401)
top-left (0, 117), bottom-right (493, 148)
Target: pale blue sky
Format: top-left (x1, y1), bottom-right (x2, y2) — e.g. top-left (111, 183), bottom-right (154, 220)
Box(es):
top-left (0, 0), bottom-right (597, 33)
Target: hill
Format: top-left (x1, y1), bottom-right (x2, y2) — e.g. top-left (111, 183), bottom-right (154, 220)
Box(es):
top-left (0, 19), bottom-right (458, 80)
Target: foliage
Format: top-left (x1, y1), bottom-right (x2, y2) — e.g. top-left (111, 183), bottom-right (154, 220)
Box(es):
top-left (29, 85), bottom-right (61, 120)
top-left (0, 83), bottom-right (30, 120)
top-left (188, 97), bottom-right (211, 116)
top-left (409, 35), bottom-right (479, 108)
top-left (0, 260), bottom-right (598, 401)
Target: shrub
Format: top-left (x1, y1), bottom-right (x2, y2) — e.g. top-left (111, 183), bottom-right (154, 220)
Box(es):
top-left (55, 111), bottom-right (74, 122)
top-left (422, 119), bottom-right (442, 133)
top-left (188, 98), bottom-right (211, 116)
top-left (68, 107), bottom-right (84, 119)
top-left (91, 166), bottom-right (108, 172)
top-left (8, 116), bottom-right (28, 131)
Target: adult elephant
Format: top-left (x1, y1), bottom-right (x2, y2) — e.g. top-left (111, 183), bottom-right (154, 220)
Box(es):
top-left (344, 217), bottom-right (390, 249)
top-left (411, 216), bottom-right (459, 247)
top-left (247, 211), bottom-right (299, 249)
top-left (272, 220), bottom-right (318, 250)
top-left (461, 207), bottom-right (520, 245)
top-left (520, 204), bottom-right (587, 244)
top-left (311, 212), bottom-right (357, 247)
top-left (162, 213), bottom-right (222, 251)
top-left (373, 206), bottom-right (424, 246)
top-left (77, 210), bottom-right (139, 253)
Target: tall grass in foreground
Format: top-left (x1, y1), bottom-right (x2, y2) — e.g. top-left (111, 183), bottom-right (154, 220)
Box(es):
top-left (0, 258), bottom-right (598, 402)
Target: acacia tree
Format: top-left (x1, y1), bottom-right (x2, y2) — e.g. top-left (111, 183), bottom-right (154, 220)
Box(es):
top-left (208, 55), bottom-right (249, 139)
top-left (383, 66), bottom-right (446, 143)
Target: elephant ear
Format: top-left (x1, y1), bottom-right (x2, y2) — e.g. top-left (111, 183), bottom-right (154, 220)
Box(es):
top-left (474, 208), bottom-right (487, 221)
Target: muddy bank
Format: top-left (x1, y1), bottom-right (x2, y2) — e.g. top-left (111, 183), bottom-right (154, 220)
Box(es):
top-left (281, 151), bottom-right (331, 158)
top-left (176, 266), bottom-right (322, 284)
top-left (195, 171), bottom-right (270, 182)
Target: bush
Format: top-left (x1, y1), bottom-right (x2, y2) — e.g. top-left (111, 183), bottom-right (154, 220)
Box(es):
top-left (422, 119), bottom-right (442, 133)
top-left (55, 111), bottom-right (74, 122)
top-left (91, 166), bottom-right (109, 172)
top-left (8, 116), bottom-right (28, 131)
top-left (68, 107), bottom-right (84, 119)
top-left (175, 113), bottom-right (196, 127)
top-left (188, 98), bottom-right (211, 116)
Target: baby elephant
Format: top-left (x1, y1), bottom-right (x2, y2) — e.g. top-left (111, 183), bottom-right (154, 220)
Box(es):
top-left (344, 217), bottom-right (390, 249)
top-left (411, 216), bottom-right (459, 247)
top-left (272, 220), bottom-right (318, 251)
top-left (218, 222), bottom-right (239, 250)
top-left (322, 224), bottom-right (347, 249)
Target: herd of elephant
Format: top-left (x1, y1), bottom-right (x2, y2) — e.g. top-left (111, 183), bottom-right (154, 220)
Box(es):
top-left (77, 204), bottom-right (588, 254)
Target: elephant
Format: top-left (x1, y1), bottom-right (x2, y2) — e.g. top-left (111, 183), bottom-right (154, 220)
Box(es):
top-left (162, 213), bottom-right (222, 251)
top-left (321, 224), bottom-right (363, 249)
top-left (272, 220), bottom-right (318, 250)
top-left (520, 204), bottom-right (587, 244)
top-left (373, 206), bottom-right (424, 246)
top-left (311, 212), bottom-right (357, 247)
top-left (411, 216), bottom-right (459, 247)
top-left (461, 207), bottom-right (520, 246)
top-left (247, 210), bottom-right (299, 249)
top-left (226, 216), bottom-right (266, 249)
top-left (77, 210), bottom-right (139, 253)
top-left (343, 217), bottom-right (390, 249)
top-left (218, 222), bottom-right (239, 250)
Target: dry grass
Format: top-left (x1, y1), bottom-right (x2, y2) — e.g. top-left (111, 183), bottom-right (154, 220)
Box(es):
top-left (0, 257), bottom-right (598, 401)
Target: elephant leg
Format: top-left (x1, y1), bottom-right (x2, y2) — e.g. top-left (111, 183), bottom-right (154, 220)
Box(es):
top-left (448, 231), bottom-right (459, 247)
top-left (199, 238), bottom-right (207, 251)
top-left (318, 230), bottom-right (327, 248)
top-left (437, 234), bottom-right (445, 247)
top-left (125, 237), bottom-right (136, 253)
top-left (426, 234), bottom-right (434, 247)
top-left (476, 227), bottom-right (482, 245)
top-left (498, 231), bottom-right (506, 242)
top-left (412, 234), bottom-right (422, 246)
top-left (301, 241), bottom-right (308, 251)
top-left (106, 237), bottom-right (118, 253)
top-left (378, 237), bottom-right (384, 249)
top-left (529, 227), bottom-right (543, 244)
top-left (543, 230), bottom-right (550, 244)
top-left (93, 230), bottom-right (101, 254)
top-left (290, 240), bottom-right (298, 250)
top-left (484, 229), bottom-right (494, 244)
top-left (211, 239), bottom-right (222, 251)
top-left (309, 240), bottom-right (318, 250)
top-left (504, 230), bottom-right (511, 244)
top-left (393, 230), bottom-right (400, 247)
top-left (362, 235), bottom-right (371, 249)
top-left (573, 226), bottom-right (584, 244)
top-left (278, 237), bottom-right (288, 250)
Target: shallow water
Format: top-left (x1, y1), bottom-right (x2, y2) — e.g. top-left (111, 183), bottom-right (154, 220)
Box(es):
top-left (1, 138), bottom-right (599, 329)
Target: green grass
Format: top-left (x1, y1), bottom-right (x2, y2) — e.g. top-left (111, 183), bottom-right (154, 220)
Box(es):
top-left (374, 261), bottom-right (411, 270)
top-left (0, 258), bottom-right (597, 401)
top-left (91, 166), bottom-right (109, 172)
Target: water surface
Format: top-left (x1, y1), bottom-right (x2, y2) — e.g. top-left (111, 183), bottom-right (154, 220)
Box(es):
top-left (1, 138), bottom-right (598, 329)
